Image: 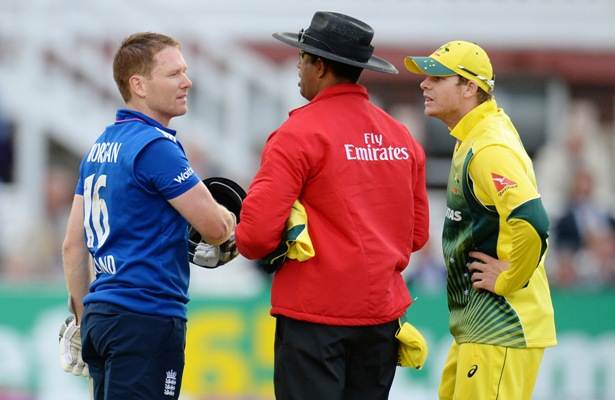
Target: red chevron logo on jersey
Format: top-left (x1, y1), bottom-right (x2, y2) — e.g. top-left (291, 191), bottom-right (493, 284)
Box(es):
top-left (491, 173), bottom-right (517, 192)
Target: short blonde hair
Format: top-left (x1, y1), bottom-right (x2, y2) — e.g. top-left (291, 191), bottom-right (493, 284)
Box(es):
top-left (113, 32), bottom-right (181, 103)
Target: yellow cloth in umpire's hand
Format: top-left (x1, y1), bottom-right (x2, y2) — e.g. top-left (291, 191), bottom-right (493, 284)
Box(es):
top-left (284, 200), bottom-right (315, 261)
top-left (396, 319), bottom-right (428, 369)
top-left (259, 200), bottom-right (315, 273)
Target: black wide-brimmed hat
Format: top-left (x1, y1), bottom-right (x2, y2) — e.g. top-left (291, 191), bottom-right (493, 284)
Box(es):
top-left (273, 11), bottom-right (398, 75)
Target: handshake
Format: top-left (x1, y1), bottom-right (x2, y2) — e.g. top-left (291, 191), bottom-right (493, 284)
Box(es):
top-left (191, 235), bottom-right (239, 268)
top-left (189, 177), bottom-right (246, 269)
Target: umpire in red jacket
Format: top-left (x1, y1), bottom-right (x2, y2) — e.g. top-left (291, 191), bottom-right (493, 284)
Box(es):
top-left (235, 11), bottom-right (430, 400)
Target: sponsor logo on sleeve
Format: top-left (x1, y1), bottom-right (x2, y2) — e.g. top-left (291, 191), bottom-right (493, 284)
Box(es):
top-left (491, 173), bottom-right (517, 195)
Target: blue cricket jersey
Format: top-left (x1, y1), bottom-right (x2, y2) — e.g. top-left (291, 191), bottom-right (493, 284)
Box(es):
top-left (77, 109), bottom-right (201, 320)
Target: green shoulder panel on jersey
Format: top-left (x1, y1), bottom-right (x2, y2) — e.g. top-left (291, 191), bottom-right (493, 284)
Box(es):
top-left (508, 197), bottom-right (550, 261)
top-left (462, 149), bottom-right (499, 257)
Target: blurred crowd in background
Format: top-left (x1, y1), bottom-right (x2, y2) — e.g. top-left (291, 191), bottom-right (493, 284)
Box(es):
top-left (0, 93), bottom-right (613, 291)
top-left (0, 0), bottom-right (614, 295)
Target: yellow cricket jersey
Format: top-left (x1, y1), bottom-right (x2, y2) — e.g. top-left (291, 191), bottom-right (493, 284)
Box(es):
top-left (442, 99), bottom-right (557, 348)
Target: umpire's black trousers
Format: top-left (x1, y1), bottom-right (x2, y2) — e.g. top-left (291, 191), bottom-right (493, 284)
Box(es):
top-left (274, 316), bottom-right (399, 400)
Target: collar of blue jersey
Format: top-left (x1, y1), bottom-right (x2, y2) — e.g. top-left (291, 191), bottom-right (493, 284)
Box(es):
top-left (115, 109), bottom-right (177, 136)
top-left (449, 99), bottom-right (497, 143)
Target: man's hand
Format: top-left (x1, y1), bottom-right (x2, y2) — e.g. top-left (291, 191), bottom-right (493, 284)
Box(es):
top-left (193, 241), bottom-right (221, 267)
top-left (218, 234), bottom-right (238, 264)
top-left (59, 315), bottom-right (89, 377)
top-left (193, 234), bottom-right (239, 268)
top-left (468, 251), bottom-right (509, 294)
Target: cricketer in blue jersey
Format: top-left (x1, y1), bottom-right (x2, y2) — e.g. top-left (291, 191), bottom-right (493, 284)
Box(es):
top-left (61, 32), bottom-right (236, 400)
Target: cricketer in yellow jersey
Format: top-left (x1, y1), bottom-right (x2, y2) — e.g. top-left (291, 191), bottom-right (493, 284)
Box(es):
top-left (404, 41), bottom-right (557, 399)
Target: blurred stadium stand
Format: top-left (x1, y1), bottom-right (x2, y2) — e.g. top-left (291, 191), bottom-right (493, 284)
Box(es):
top-left (0, 0), bottom-right (614, 270)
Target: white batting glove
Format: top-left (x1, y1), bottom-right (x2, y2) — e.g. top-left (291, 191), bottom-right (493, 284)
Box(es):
top-left (193, 241), bottom-right (221, 267)
top-left (59, 315), bottom-right (89, 377)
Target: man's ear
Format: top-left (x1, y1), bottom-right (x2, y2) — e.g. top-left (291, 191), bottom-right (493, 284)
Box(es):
top-left (316, 57), bottom-right (328, 79)
top-left (129, 75), bottom-right (146, 99)
top-left (464, 79), bottom-right (479, 98)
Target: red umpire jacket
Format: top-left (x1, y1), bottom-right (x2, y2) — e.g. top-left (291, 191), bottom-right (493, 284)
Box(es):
top-left (236, 83), bottom-right (430, 326)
